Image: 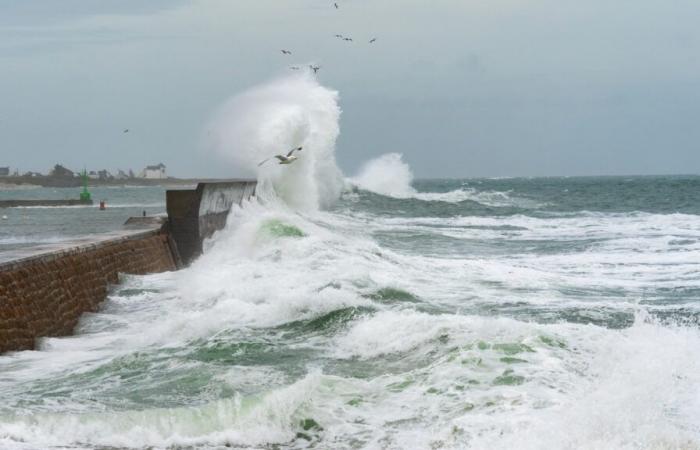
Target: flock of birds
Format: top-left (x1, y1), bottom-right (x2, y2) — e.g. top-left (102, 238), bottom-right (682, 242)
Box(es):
top-left (121, 4), bottom-right (370, 139)
top-left (256, 2), bottom-right (376, 167)
top-left (279, 1), bottom-right (377, 76)
top-left (120, 2), bottom-right (375, 165)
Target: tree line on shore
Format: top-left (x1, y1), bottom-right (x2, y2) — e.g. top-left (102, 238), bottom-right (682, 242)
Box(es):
top-left (0, 164), bottom-right (191, 187)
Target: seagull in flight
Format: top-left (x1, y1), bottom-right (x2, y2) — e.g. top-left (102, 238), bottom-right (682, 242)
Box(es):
top-left (289, 66), bottom-right (300, 70)
top-left (281, 49), bottom-right (292, 55)
top-left (334, 34), bottom-right (344, 38)
top-left (369, 38), bottom-right (377, 43)
top-left (258, 146), bottom-right (303, 166)
top-left (123, 129), bottom-right (129, 133)
top-left (343, 37), bottom-right (353, 42)
top-left (334, 3), bottom-right (339, 9)
top-left (309, 65), bottom-right (321, 74)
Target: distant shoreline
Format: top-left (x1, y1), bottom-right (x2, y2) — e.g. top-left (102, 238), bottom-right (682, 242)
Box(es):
top-left (0, 176), bottom-right (233, 188)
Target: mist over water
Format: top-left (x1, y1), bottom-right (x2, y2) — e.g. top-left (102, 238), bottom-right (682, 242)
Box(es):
top-left (1, 76), bottom-right (700, 449)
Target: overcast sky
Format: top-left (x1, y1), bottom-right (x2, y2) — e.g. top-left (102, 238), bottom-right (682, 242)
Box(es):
top-left (1, 0), bottom-right (699, 178)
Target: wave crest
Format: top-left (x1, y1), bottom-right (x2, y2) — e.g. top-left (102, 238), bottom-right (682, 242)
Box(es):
top-left (206, 73), bottom-right (344, 211)
top-left (350, 153), bottom-right (525, 206)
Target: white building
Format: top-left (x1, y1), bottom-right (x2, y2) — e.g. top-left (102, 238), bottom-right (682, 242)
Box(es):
top-left (140, 163), bottom-right (167, 179)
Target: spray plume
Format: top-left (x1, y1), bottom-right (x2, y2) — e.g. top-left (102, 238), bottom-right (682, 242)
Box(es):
top-left (207, 72), bottom-right (344, 210)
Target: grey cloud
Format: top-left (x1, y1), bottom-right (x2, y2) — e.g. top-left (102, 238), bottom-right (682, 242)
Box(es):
top-left (1, 0), bottom-right (699, 178)
top-left (0, 0), bottom-right (188, 26)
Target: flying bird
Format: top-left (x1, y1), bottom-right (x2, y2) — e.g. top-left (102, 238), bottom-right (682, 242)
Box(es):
top-left (343, 37), bottom-right (353, 42)
top-left (123, 129), bottom-right (129, 133)
top-left (289, 66), bottom-right (300, 70)
top-left (258, 146), bottom-right (303, 167)
top-left (334, 3), bottom-right (339, 9)
top-left (334, 34), bottom-right (344, 38)
top-left (281, 49), bottom-right (292, 55)
top-left (309, 65), bottom-right (321, 74)
top-left (369, 38), bottom-right (377, 43)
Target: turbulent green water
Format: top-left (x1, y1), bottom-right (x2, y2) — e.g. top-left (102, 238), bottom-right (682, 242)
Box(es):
top-left (1, 176), bottom-right (699, 449)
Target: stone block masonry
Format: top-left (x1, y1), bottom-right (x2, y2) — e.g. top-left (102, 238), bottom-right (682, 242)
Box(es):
top-left (0, 229), bottom-right (176, 353)
top-left (0, 180), bottom-right (257, 354)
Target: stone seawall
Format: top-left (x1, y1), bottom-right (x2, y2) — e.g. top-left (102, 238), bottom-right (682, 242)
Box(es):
top-left (0, 229), bottom-right (176, 353)
top-left (0, 180), bottom-right (257, 354)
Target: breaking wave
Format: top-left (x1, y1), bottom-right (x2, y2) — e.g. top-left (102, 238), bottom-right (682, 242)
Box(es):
top-left (350, 153), bottom-right (530, 206)
top-left (206, 73), bottom-right (344, 211)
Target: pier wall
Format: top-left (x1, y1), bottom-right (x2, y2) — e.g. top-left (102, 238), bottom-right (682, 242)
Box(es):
top-left (0, 180), bottom-right (256, 353)
top-left (0, 229), bottom-right (176, 353)
top-left (167, 180), bottom-right (257, 266)
top-left (0, 199), bottom-right (93, 208)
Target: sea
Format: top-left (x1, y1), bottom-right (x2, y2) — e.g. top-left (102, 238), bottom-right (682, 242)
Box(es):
top-left (0, 185), bottom-right (169, 256)
top-left (0, 174), bottom-right (699, 449)
top-left (1, 74), bottom-right (700, 449)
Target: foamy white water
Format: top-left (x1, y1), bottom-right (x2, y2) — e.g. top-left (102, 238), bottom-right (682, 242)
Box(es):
top-left (1, 76), bottom-right (699, 449)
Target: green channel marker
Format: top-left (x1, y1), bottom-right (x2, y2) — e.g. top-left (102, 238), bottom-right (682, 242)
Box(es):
top-left (80, 169), bottom-right (91, 202)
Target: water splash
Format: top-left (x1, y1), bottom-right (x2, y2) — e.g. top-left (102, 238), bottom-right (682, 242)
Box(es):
top-left (350, 153), bottom-right (416, 198)
top-left (350, 153), bottom-right (521, 206)
top-left (206, 73), bottom-right (344, 211)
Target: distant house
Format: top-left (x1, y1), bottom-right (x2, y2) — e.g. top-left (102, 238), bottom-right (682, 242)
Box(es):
top-left (115, 170), bottom-right (129, 180)
top-left (88, 171), bottom-right (99, 180)
top-left (140, 163), bottom-right (167, 179)
top-left (0, 167), bottom-right (9, 177)
top-left (50, 164), bottom-right (73, 178)
top-left (23, 171), bottom-right (42, 177)
top-left (98, 170), bottom-right (113, 181)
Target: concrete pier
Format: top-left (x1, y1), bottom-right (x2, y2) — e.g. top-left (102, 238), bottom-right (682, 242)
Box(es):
top-left (0, 199), bottom-right (93, 208)
top-left (166, 180), bottom-right (256, 266)
top-left (0, 180), bottom-right (257, 353)
top-left (0, 227), bottom-right (176, 353)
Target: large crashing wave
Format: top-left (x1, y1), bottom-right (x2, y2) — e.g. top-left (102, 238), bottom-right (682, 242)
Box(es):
top-left (205, 76), bottom-right (511, 209)
top-left (207, 73), bottom-right (344, 211)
